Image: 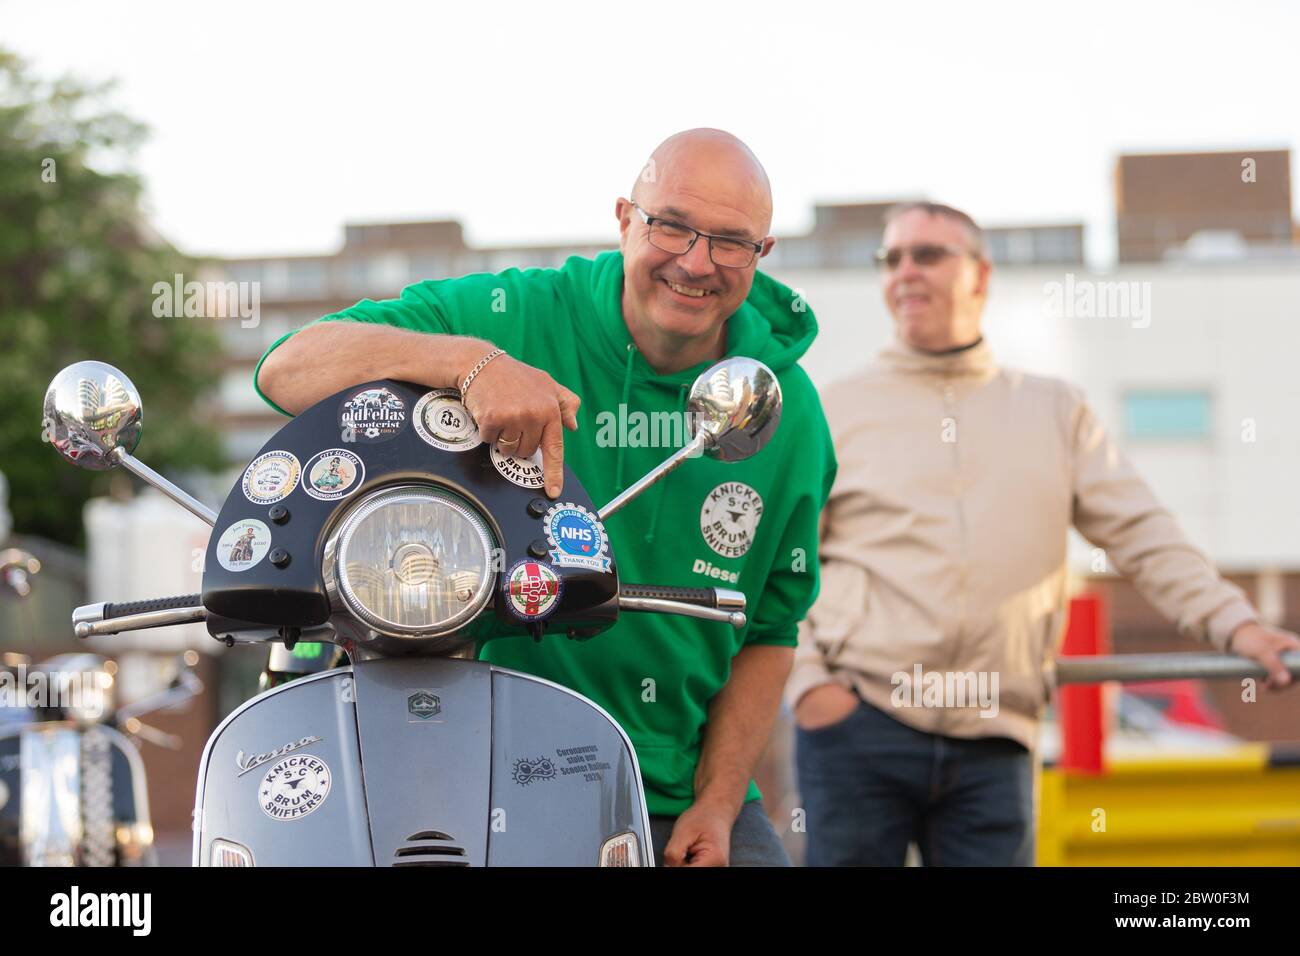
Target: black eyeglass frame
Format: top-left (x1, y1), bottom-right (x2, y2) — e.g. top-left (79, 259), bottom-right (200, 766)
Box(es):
top-left (874, 243), bottom-right (983, 270)
top-left (628, 200), bottom-right (766, 269)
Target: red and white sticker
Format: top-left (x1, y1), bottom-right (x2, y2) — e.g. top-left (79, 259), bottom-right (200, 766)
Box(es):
top-left (505, 560), bottom-right (562, 620)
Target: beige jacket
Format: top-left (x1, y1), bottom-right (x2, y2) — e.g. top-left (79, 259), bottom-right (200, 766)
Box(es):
top-left (787, 338), bottom-right (1258, 750)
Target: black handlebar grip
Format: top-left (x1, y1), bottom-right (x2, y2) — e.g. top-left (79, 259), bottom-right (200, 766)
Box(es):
top-left (103, 594), bottom-right (203, 620)
top-left (620, 584), bottom-right (718, 608)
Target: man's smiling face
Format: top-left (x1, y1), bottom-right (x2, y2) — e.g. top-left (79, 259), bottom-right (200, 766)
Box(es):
top-left (616, 131), bottom-right (774, 351)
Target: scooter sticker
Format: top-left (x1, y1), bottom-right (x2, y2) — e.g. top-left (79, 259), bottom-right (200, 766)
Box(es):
top-left (259, 754), bottom-right (332, 821)
top-left (338, 386), bottom-right (407, 443)
top-left (217, 519), bottom-right (273, 573)
top-left (491, 446), bottom-right (546, 490)
top-left (504, 560), bottom-right (562, 621)
top-left (512, 757), bottom-right (556, 786)
top-left (241, 450), bottom-right (301, 505)
top-left (700, 481), bottom-right (764, 559)
top-left (543, 502), bottom-right (611, 573)
top-left (412, 389), bottom-right (481, 452)
top-left (302, 449), bottom-right (364, 501)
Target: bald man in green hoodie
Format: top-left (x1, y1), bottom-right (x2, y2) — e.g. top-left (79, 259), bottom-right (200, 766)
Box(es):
top-left (256, 129), bottom-right (836, 866)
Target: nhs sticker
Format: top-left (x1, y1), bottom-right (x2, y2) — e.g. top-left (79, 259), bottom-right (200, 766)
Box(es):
top-left (543, 502), bottom-right (611, 573)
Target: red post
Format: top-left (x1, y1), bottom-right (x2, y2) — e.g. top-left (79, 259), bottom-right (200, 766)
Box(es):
top-left (1058, 592), bottom-right (1109, 774)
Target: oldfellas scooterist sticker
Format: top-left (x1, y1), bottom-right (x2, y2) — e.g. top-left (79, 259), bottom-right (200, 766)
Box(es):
top-left (302, 449), bottom-right (364, 501)
top-left (543, 502), bottom-right (611, 573)
top-left (700, 481), bottom-right (764, 558)
top-left (504, 559), bottom-right (563, 621)
top-left (259, 753), bottom-right (332, 821)
top-left (413, 388), bottom-right (482, 452)
top-left (491, 446), bottom-right (546, 490)
top-left (338, 386), bottom-right (407, 443)
top-left (241, 450), bottom-right (300, 505)
top-left (217, 519), bottom-right (273, 572)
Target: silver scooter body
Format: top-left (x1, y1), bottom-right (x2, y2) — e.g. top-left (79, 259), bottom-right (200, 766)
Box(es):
top-left (49, 356), bottom-right (779, 868)
top-left (193, 658), bottom-right (650, 866)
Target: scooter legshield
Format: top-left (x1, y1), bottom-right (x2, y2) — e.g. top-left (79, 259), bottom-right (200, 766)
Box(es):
top-left (193, 659), bottom-right (651, 866)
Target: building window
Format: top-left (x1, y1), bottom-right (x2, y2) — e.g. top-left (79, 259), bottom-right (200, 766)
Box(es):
top-left (1123, 390), bottom-right (1212, 440)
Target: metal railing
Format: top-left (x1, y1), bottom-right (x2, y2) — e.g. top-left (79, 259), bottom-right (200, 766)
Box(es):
top-left (1056, 651), bottom-right (1300, 685)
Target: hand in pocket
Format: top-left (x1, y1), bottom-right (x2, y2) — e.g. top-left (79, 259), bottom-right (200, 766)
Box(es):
top-left (795, 683), bottom-right (860, 731)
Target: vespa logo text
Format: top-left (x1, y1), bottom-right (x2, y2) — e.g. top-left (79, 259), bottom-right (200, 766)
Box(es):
top-left (235, 735), bottom-right (323, 777)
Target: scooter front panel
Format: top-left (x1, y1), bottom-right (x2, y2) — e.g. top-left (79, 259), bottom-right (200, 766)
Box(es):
top-left (487, 668), bottom-right (651, 866)
top-left (194, 670), bottom-right (372, 866)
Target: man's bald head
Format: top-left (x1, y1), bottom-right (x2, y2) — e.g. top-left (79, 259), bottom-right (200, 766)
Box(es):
top-left (632, 128), bottom-right (773, 236)
top-left (615, 128), bottom-right (777, 374)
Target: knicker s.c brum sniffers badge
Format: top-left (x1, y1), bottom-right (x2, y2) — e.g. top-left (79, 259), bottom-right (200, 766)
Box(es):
top-left (338, 386), bottom-right (407, 443)
top-left (241, 450), bottom-right (300, 505)
top-left (413, 388), bottom-right (481, 452)
top-left (700, 481), bottom-right (764, 559)
top-left (491, 446), bottom-right (546, 490)
top-left (504, 560), bottom-right (562, 621)
top-left (302, 449), bottom-right (364, 501)
top-left (259, 753), bottom-right (332, 821)
top-left (217, 519), bottom-right (273, 572)
top-left (544, 502), bottom-right (611, 573)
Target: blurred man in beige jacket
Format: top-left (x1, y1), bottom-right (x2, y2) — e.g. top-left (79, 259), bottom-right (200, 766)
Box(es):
top-left (788, 202), bottom-right (1300, 866)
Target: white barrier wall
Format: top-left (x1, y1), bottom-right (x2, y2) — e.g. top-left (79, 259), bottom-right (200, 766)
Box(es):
top-left (84, 491), bottom-right (213, 653)
top-left (770, 260), bottom-right (1300, 574)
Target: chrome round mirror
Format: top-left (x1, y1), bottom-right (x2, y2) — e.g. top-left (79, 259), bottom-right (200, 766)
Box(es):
top-left (687, 357), bottom-right (782, 462)
top-left (43, 361), bottom-right (142, 471)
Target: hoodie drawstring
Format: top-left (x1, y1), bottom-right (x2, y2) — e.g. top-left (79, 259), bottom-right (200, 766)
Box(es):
top-left (614, 342), bottom-right (636, 492)
top-left (639, 382), bottom-right (690, 545)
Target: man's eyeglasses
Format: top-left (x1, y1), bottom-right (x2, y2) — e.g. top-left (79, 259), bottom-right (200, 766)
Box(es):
top-left (874, 243), bottom-right (978, 270)
top-left (629, 201), bottom-right (764, 269)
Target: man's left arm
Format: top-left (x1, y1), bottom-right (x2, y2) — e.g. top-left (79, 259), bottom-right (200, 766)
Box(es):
top-left (663, 423), bottom-right (836, 866)
top-left (1069, 391), bottom-right (1299, 688)
top-left (662, 644), bottom-right (793, 866)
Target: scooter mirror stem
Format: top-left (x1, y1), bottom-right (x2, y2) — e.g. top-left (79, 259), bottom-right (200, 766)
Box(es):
top-left (597, 431), bottom-right (710, 521)
top-left (110, 446), bottom-right (217, 526)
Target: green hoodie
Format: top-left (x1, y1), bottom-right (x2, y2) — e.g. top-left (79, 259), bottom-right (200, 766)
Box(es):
top-left (255, 251), bottom-right (837, 816)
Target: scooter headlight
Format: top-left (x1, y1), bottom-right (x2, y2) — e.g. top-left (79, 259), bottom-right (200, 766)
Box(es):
top-left (331, 486), bottom-right (496, 638)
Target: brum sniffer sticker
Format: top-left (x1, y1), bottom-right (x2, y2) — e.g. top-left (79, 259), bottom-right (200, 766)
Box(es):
top-left (700, 481), bottom-right (764, 558)
top-left (259, 753), bottom-right (332, 821)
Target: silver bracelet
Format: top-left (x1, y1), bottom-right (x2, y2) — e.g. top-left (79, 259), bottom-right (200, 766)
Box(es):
top-left (460, 347), bottom-right (506, 397)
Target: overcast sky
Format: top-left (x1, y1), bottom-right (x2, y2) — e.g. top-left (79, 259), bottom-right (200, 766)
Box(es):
top-left (6, 0), bottom-right (1298, 267)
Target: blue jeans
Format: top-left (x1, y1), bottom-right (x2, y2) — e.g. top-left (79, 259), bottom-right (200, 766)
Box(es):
top-left (649, 799), bottom-right (791, 867)
top-left (795, 697), bottom-right (1034, 866)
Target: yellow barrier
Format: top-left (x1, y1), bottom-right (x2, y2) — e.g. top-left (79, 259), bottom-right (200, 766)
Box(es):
top-left (1037, 746), bottom-right (1300, 866)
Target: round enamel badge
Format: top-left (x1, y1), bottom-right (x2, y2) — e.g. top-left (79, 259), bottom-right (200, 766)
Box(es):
top-left (491, 446), bottom-right (546, 490)
top-left (241, 450), bottom-right (300, 505)
top-left (544, 502), bottom-right (611, 573)
top-left (259, 754), bottom-right (332, 821)
top-left (504, 560), bottom-right (562, 621)
top-left (302, 449), bottom-right (364, 501)
top-left (413, 389), bottom-right (481, 452)
top-left (700, 481), bottom-right (764, 559)
top-left (217, 519), bottom-right (273, 573)
top-left (338, 386), bottom-right (407, 443)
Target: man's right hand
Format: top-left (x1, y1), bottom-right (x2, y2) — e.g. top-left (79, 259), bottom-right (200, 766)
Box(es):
top-left (461, 351), bottom-right (581, 499)
top-left (794, 682), bottom-right (860, 731)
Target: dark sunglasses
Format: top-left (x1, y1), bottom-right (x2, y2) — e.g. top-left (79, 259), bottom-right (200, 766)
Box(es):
top-left (874, 243), bottom-right (978, 269)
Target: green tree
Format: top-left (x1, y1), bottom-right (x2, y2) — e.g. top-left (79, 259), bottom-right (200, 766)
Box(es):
top-left (0, 48), bottom-right (224, 546)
